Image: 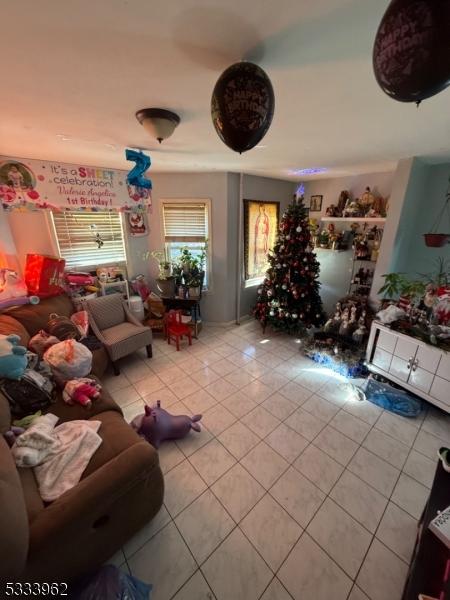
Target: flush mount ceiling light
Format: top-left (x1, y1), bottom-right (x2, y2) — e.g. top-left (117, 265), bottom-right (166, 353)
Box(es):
top-left (135, 108), bottom-right (180, 143)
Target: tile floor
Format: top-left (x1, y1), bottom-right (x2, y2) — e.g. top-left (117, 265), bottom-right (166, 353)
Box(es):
top-left (103, 320), bottom-right (450, 600)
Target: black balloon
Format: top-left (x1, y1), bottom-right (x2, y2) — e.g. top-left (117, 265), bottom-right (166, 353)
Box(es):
top-left (211, 62), bottom-right (275, 153)
top-left (373, 0), bottom-right (450, 103)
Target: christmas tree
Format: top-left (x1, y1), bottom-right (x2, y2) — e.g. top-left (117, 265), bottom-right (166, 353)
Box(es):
top-left (253, 195), bottom-right (325, 333)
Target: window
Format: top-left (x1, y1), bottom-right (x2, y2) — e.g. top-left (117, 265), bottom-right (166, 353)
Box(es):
top-left (51, 211), bottom-right (126, 269)
top-left (161, 201), bottom-right (210, 287)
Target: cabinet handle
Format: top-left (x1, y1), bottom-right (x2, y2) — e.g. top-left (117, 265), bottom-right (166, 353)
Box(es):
top-left (406, 358), bottom-right (412, 370)
top-left (412, 358), bottom-right (419, 372)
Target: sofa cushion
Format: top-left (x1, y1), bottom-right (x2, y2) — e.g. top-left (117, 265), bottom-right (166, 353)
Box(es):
top-left (18, 468), bottom-right (44, 523)
top-left (82, 410), bottom-right (153, 478)
top-left (6, 295), bottom-right (74, 337)
top-left (102, 322), bottom-right (149, 345)
top-left (0, 437), bottom-right (29, 580)
top-left (0, 314), bottom-right (30, 346)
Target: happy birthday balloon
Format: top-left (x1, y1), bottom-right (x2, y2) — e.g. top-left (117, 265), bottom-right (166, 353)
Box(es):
top-left (125, 149), bottom-right (152, 189)
top-left (373, 0), bottom-right (450, 103)
top-left (211, 62), bottom-right (275, 153)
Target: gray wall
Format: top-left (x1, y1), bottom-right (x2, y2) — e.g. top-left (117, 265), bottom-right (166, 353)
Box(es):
top-left (304, 170), bottom-right (395, 312)
top-left (236, 174), bottom-right (295, 319)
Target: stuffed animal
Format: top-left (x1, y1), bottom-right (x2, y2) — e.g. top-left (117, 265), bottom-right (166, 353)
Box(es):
top-left (0, 269), bottom-right (40, 311)
top-left (0, 334), bottom-right (28, 380)
top-left (11, 413), bottom-right (59, 467)
top-left (131, 401), bottom-right (202, 449)
top-left (3, 426), bottom-right (25, 447)
top-left (62, 378), bottom-right (101, 408)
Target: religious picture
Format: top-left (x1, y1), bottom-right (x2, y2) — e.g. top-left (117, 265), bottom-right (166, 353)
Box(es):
top-left (244, 200), bottom-right (279, 280)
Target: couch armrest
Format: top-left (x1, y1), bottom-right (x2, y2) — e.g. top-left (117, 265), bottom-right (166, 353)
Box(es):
top-left (29, 440), bottom-right (159, 543)
top-left (86, 310), bottom-right (108, 345)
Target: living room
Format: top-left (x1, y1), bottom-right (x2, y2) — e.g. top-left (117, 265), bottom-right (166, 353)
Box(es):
top-left (1, 1), bottom-right (450, 599)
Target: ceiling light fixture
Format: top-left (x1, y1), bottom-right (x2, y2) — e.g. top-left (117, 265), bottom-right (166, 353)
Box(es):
top-left (135, 108), bottom-right (180, 143)
top-left (288, 167), bottom-right (328, 176)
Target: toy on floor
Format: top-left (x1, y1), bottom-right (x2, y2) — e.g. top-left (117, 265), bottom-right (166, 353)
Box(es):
top-left (0, 334), bottom-right (28, 380)
top-left (131, 401), bottom-right (202, 449)
top-left (63, 378), bottom-right (101, 408)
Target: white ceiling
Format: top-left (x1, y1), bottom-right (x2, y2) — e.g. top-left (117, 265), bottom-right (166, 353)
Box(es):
top-left (1, 0), bottom-right (450, 181)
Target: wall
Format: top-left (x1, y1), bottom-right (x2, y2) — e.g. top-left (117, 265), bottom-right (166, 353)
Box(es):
top-left (386, 160), bottom-right (450, 280)
top-left (237, 175), bottom-right (295, 319)
top-left (0, 207), bottom-right (20, 271)
top-left (7, 211), bottom-right (56, 272)
top-left (304, 170), bottom-right (395, 311)
top-left (304, 171), bottom-right (395, 220)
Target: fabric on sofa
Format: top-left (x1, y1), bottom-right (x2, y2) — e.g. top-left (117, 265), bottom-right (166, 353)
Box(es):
top-left (0, 437), bottom-right (29, 579)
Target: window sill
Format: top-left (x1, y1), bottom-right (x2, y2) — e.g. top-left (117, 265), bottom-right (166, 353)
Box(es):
top-left (244, 277), bottom-right (264, 289)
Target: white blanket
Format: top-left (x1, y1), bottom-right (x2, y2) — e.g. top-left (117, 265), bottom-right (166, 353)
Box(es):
top-left (34, 420), bottom-right (102, 502)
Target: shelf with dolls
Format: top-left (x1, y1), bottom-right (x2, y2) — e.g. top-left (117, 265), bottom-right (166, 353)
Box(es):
top-left (321, 217), bottom-right (386, 224)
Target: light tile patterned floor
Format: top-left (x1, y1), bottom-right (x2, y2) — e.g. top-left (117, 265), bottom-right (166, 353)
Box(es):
top-left (103, 320), bottom-right (450, 600)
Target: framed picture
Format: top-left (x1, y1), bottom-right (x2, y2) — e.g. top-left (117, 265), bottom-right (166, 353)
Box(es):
top-left (310, 195), bottom-right (323, 212)
top-left (244, 199), bottom-right (280, 281)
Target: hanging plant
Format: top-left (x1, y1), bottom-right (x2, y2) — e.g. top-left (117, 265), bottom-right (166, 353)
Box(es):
top-left (424, 178), bottom-right (450, 247)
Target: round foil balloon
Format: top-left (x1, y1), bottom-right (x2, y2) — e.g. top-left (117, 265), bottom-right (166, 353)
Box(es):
top-left (373, 0), bottom-right (450, 103)
top-left (211, 62), bottom-right (275, 153)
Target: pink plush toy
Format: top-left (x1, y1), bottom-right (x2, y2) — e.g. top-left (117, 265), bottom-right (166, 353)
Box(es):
top-left (131, 401), bottom-right (202, 449)
top-left (62, 378), bottom-right (101, 408)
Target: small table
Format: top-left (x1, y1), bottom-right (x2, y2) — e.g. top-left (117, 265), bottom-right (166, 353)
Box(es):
top-left (162, 297), bottom-right (202, 338)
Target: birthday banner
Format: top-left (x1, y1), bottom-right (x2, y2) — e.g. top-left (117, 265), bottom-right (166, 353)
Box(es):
top-left (0, 156), bottom-right (151, 213)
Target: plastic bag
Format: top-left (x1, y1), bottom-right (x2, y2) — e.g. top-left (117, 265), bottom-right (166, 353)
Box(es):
top-left (44, 339), bottom-right (92, 381)
top-left (362, 376), bottom-right (423, 418)
top-left (73, 565), bottom-right (152, 600)
top-left (29, 330), bottom-right (60, 358)
top-left (71, 310), bottom-right (89, 338)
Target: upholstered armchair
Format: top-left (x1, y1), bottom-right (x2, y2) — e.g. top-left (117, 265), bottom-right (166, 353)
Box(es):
top-left (85, 293), bottom-right (152, 375)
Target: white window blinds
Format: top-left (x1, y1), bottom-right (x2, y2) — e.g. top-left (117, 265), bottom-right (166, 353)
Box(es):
top-left (51, 211), bottom-right (126, 269)
top-left (162, 203), bottom-right (208, 242)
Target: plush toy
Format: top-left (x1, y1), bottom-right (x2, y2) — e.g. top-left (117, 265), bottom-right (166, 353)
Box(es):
top-left (3, 426), bottom-right (25, 447)
top-left (11, 413), bottom-right (59, 467)
top-left (44, 339), bottom-right (92, 385)
top-left (0, 334), bottom-right (28, 380)
top-left (62, 378), bottom-right (101, 408)
top-left (0, 269), bottom-right (40, 311)
top-left (131, 401), bottom-right (202, 449)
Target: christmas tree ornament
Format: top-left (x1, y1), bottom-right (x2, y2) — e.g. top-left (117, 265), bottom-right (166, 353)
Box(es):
top-left (292, 313), bottom-right (298, 319)
top-left (296, 226), bottom-right (302, 232)
top-left (269, 310), bottom-right (275, 316)
top-left (282, 284), bottom-right (287, 290)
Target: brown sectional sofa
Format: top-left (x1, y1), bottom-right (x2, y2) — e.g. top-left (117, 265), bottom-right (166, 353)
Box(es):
top-left (0, 295), bottom-right (164, 583)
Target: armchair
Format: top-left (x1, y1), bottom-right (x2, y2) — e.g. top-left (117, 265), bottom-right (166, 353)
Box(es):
top-left (85, 293), bottom-right (152, 375)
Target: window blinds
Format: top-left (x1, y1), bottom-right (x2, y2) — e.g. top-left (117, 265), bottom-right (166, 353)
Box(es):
top-left (51, 211), bottom-right (126, 269)
top-left (162, 203), bottom-right (208, 242)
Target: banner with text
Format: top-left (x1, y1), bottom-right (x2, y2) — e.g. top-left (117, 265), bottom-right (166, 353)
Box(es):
top-left (0, 156), bottom-right (151, 212)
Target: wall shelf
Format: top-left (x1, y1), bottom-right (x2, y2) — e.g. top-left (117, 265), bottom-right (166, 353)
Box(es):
top-left (320, 217), bottom-right (386, 224)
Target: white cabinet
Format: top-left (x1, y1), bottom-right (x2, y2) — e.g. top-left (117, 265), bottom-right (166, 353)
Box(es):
top-left (366, 322), bottom-right (450, 414)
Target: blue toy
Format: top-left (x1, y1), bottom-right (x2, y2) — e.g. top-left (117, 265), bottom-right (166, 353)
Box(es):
top-left (0, 334), bottom-right (28, 380)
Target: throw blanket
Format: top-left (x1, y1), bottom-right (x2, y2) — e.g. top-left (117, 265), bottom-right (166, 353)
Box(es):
top-left (12, 415), bottom-right (102, 502)
top-left (35, 420), bottom-right (102, 502)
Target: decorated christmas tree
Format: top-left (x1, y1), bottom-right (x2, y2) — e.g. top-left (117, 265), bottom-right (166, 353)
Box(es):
top-left (253, 195), bottom-right (325, 333)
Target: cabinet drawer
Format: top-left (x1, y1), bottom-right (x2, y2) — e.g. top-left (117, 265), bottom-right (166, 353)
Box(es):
top-left (377, 329), bottom-right (397, 353)
top-left (389, 356), bottom-right (410, 382)
top-left (416, 345), bottom-right (441, 374)
top-left (394, 337), bottom-right (418, 361)
top-left (430, 376), bottom-right (450, 407)
top-left (436, 354), bottom-right (450, 382)
top-left (372, 348), bottom-right (392, 371)
top-left (409, 367), bottom-right (433, 394)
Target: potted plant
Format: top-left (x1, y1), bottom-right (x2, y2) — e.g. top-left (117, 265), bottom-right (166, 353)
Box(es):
top-left (151, 251), bottom-right (175, 297)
